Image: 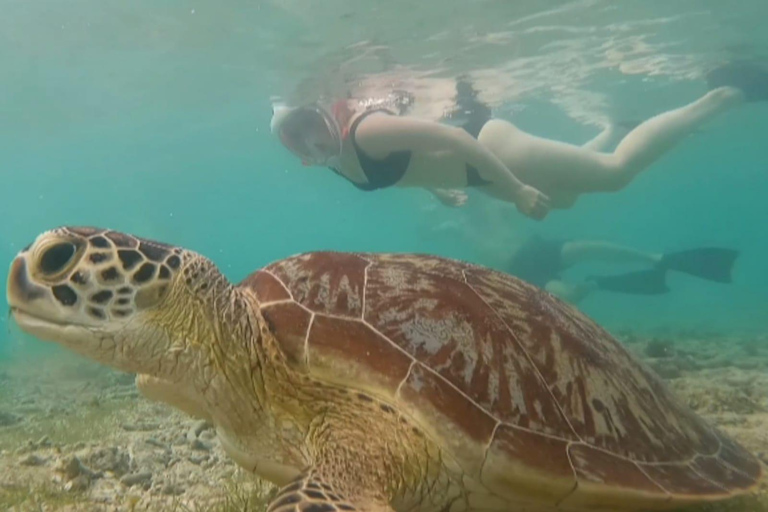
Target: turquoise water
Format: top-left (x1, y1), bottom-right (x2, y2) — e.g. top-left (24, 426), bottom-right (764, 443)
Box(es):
top-left (3, 1), bottom-right (767, 359)
top-left (1, 9), bottom-right (767, 354)
top-left (1, 1), bottom-right (768, 510)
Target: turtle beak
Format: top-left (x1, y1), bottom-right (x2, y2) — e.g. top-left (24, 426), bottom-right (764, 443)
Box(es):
top-left (7, 256), bottom-right (44, 306)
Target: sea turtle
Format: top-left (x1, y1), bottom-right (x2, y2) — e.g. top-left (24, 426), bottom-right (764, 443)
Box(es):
top-left (7, 226), bottom-right (763, 512)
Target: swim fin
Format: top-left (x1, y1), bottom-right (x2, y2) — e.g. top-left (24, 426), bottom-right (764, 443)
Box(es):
top-left (656, 248), bottom-right (739, 283)
top-left (706, 61), bottom-right (768, 102)
top-left (587, 268), bottom-right (670, 295)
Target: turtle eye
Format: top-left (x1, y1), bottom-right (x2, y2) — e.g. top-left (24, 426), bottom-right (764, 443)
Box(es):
top-left (39, 242), bottom-right (77, 276)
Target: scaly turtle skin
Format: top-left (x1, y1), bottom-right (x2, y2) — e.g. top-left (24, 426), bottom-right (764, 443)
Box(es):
top-left (6, 227), bottom-right (763, 512)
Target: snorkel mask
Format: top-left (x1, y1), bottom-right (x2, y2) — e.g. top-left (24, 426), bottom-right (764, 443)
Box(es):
top-left (270, 102), bottom-right (343, 168)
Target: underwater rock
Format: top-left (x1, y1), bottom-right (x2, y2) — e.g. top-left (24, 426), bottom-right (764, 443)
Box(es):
top-left (171, 435), bottom-right (188, 446)
top-left (148, 449), bottom-right (172, 468)
top-left (82, 446), bottom-right (131, 477)
top-left (121, 421), bottom-right (159, 432)
top-left (186, 420), bottom-right (212, 441)
top-left (0, 410), bottom-right (23, 426)
top-left (65, 474), bottom-right (91, 492)
top-left (145, 437), bottom-right (170, 451)
top-left (57, 455), bottom-right (101, 481)
top-left (19, 453), bottom-right (47, 466)
top-left (194, 420), bottom-right (213, 437)
top-left (34, 435), bottom-right (52, 448)
top-left (188, 454), bottom-right (209, 465)
top-left (161, 483), bottom-right (185, 496)
top-left (190, 439), bottom-right (211, 452)
top-left (107, 389), bottom-right (139, 401)
top-left (129, 438), bottom-right (171, 471)
top-left (120, 471), bottom-right (153, 487)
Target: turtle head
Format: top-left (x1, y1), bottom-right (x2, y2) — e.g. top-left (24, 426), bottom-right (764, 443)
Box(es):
top-left (7, 226), bottom-right (225, 377)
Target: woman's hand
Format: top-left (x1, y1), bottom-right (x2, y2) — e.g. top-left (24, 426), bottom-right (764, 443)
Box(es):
top-left (431, 188), bottom-right (468, 208)
top-left (516, 185), bottom-right (550, 220)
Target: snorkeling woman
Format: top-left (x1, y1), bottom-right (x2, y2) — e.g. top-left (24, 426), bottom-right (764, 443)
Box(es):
top-left (271, 65), bottom-right (759, 214)
top-left (270, 82), bottom-right (550, 220)
top-left (507, 235), bottom-right (740, 304)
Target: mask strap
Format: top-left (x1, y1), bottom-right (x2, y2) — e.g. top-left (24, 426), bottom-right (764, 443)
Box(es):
top-left (331, 100), bottom-right (353, 140)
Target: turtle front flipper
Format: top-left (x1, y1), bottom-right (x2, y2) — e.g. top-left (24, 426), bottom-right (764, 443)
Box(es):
top-left (267, 470), bottom-right (393, 512)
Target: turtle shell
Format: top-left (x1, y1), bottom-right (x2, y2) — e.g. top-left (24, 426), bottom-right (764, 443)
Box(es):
top-left (240, 252), bottom-right (762, 510)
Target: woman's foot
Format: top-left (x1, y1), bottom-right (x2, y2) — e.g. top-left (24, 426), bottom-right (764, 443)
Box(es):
top-left (706, 86), bottom-right (746, 107)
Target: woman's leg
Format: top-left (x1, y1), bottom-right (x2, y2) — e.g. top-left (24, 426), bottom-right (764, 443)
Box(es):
top-left (560, 240), bottom-right (661, 269)
top-left (546, 189), bottom-right (581, 209)
top-left (610, 86), bottom-right (744, 177)
top-left (581, 123), bottom-right (622, 152)
top-left (478, 87), bottom-right (745, 196)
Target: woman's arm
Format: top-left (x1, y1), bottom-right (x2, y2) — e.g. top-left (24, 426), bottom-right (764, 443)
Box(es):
top-left (354, 114), bottom-right (550, 219)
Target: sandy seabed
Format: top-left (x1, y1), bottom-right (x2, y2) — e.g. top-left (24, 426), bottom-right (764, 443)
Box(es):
top-left (0, 331), bottom-right (766, 512)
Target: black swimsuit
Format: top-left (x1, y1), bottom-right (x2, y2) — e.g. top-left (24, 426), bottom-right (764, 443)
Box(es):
top-left (329, 107), bottom-right (493, 191)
